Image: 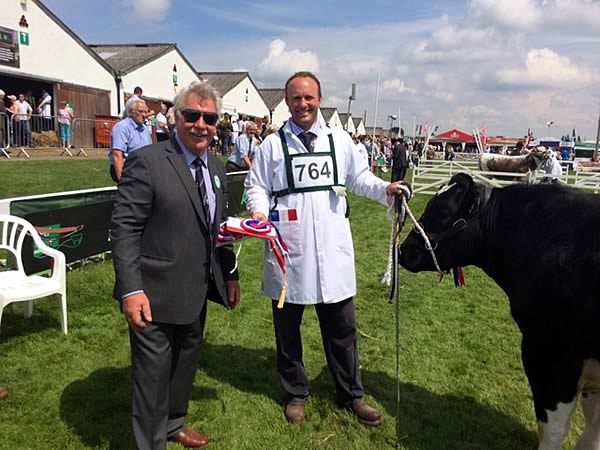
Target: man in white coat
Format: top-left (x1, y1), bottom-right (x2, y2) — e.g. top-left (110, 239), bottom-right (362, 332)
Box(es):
top-left (244, 71), bottom-right (406, 426)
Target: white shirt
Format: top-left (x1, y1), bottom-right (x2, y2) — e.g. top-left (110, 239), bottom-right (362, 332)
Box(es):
top-left (245, 119), bottom-right (391, 305)
top-left (38, 95), bottom-right (52, 117)
top-left (156, 112), bottom-right (168, 133)
top-left (356, 142), bottom-right (369, 161)
top-left (15, 100), bottom-right (32, 120)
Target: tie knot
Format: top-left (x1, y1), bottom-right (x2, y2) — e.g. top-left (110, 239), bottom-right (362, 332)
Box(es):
top-left (192, 157), bottom-right (206, 169)
top-left (300, 131), bottom-right (315, 151)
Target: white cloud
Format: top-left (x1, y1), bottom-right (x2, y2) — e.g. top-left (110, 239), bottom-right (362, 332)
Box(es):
top-left (497, 48), bottom-right (595, 87)
top-left (382, 79), bottom-right (416, 95)
top-left (467, 0), bottom-right (541, 29)
top-left (430, 91), bottom-right (457, 103)
top-left (124, 0), bottom-right (171, 19)
top-left (256, 39), bottom-right (319, 80)
top-left (545, 0), bottom-right (600, 31)
top-left (424, 72), bottom-right (444, 89)
top-left (412, 25), bottom-right (510, 63)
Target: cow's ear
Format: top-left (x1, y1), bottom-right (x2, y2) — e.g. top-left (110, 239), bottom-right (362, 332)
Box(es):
top-left (448, 173), bottom-right (473, 189)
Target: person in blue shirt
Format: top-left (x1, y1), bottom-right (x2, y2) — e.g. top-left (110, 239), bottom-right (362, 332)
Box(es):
top-left (226, 121), bottom-right (259, 172)
top-left (109, 100), bottom-right (152, 182)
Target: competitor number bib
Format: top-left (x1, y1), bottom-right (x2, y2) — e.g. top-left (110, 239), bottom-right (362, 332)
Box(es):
top-left (290, 153), bottom-right (335, 190)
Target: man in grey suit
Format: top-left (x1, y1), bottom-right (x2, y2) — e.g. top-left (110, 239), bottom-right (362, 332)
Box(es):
top-left (111, 81), bottom-right (240, 449)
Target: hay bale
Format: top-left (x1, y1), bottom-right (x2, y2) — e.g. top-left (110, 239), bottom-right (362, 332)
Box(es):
top-left (33, 131), bottom-right (60, 148)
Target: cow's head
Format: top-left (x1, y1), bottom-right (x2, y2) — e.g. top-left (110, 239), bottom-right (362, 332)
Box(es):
top-left (399, 173), bottom-right (485, 273)
top-left (526, 147), bottom-right (547, 170)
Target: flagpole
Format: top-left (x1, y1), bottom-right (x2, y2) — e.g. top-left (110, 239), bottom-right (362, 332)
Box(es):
top-left (398, 107), bottom-right (401, 138)
top-left (594, 112), bottom-right (600, 161)
top-left (371, 73), bottom-right (381, 170)
top-left (372, 72), bottom-right (381, 140)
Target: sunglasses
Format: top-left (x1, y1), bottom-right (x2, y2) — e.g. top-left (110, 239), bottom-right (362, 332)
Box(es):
top-left (178, 109), bottom-right (219, 126)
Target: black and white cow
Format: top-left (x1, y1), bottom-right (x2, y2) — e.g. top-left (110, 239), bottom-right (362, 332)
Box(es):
top-left (479, 147), bottom-right (546, 183)
top-left (399, 173), bottom-right (600, 450)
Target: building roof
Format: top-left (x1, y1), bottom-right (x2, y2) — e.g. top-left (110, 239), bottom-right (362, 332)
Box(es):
top-left (32, 0), bottom-right (115, 76)
top-left (338, 113), bottom-right (351, 125)
top-left (320, 107), bottom-right (338, 122)
top-left (198, 72), bottom-right (250, 96)
top-left (89, 43), bottom-right (198, 77)
top-left (259, 89), bottom-right (286, 110)
top-left (433, 128), bottom-right (475, 142)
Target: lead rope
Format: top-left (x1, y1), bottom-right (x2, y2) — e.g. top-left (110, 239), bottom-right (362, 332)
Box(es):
top-left (380, 184), bottom-right (442, 449)
top-left (382, 188), bottom-right (442, 287)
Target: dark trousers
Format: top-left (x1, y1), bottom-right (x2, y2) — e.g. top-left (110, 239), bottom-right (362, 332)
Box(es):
top-left (392, 165), bottom-right (407, 182)
top-left (14, 120), bottom-right (32, 147)
top-left (156, 133), bottom-right (169, 142)
top-left (109, 165), bottom-right (119, 183)
top-left (129, 305), bottom-right (207, 450)
top-left (225, 160), bottom-right (249, 173)
top-left (272, 298), bottom-right (364, 407)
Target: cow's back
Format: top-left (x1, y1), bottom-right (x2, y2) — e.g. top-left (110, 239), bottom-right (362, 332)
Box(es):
top-left (481, 183), bottom-right (600, 356)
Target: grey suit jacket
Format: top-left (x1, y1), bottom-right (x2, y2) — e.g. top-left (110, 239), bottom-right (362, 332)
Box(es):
top-left (110, 137), bottom-right (238, 324)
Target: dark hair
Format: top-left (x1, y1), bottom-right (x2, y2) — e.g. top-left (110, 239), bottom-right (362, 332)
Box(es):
top-left (134, 86), bottom-right (143, 95)
top-left (285, 71), bottom-right (322, 99)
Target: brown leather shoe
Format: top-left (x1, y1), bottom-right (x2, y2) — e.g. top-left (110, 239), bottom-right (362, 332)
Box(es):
top-left (168, 425), bottom-right (208, 448)
top-left (0, 387), bottom-right (7, 399)
top-left (350, 399), bottom-right (381, 426)
top-left (284, 399), bottom-right (305, 423)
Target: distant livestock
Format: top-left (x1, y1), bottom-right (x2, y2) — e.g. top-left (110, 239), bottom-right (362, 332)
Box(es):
top-left (400, 173), bottom-right (600, 450)
top-left (478, 147), bottom-right (546, 182)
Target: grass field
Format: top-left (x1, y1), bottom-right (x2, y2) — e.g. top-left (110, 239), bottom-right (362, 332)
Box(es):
top-left (0, 160), bottom-right (585, 449)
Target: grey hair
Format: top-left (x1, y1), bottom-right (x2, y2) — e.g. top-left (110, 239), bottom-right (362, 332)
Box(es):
top-left (0, 89), bottom-right (4, 99)
top-left (127, 99), bottom-right (147, 115)
top-left (173, 81), bottom-right (221, 113)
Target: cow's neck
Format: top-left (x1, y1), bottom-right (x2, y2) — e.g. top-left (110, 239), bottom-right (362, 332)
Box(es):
top-left (435, 184), bottom-right (493, 270)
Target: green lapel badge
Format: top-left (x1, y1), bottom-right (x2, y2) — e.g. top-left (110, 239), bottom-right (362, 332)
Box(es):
top-left (214, 174), bottom-right (221, 189)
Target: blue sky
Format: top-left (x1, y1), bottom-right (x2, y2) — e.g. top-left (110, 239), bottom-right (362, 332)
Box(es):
top-left (45, 0), bottom-right (600, 138)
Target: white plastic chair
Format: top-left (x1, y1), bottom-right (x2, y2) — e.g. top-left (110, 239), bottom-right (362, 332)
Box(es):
top-left (0, 214), bottom-right (67, 334)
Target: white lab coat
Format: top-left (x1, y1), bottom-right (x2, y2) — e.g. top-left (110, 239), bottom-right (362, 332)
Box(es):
top-left (244, 119), bottom-right (391, 304)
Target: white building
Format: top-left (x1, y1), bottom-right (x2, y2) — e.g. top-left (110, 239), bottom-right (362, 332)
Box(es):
top-left (90, 43), bottom-right (201, 114)
top-left (199, 72), bottom-right (269, 119)
top-left (319, 107), bottom-right (343, 129)
top-left (0, 0), bottom-right (117, 118)
top-left (259, 88), bottom-right (287, 127)
top-left (352, 117), bottom-right (366, 135)
top-left (338, 113), bottom-right (355, 134)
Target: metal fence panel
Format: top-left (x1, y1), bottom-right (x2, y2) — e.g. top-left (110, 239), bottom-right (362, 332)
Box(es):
top-left (0, 112), bottom-right (10, 158)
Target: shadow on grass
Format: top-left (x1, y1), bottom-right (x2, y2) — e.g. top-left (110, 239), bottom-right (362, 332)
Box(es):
top-left (59, 366), bottom-right (218, 449)
top-left (199, 343), bottom-right (280, 403)
top-left (364, 369), bottom-right (537, 450)
top-left (0, 303), bottom-right (64, 339)
top-left (306, 367), bottom-right (536, 449)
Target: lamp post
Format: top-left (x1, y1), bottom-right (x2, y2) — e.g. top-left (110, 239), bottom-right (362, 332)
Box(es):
top-left (546, 121), bottom-right (554, 137)
top-left (345, 83), bottom-right (356, 131)
top-left (388, 114), bottom-right (397, 137)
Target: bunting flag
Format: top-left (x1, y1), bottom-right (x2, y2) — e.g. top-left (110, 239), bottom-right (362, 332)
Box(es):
top-left (525, 128), bottom-right (533, 148)
top-left (479, 124), bottom-right (487, 151)
top-left (423, 122), bottom-right (431, 149)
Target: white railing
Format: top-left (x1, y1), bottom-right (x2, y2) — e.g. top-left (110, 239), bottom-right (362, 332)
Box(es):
top-left (0, 113), bottom-right (127, 159)
top-left (409, 158), bottom-right (600, 194)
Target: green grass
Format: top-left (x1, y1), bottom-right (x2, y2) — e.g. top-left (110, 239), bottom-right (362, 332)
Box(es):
top-left (0, 160), bottom-right (113, 199)
top-left (0, 161), bottom-right (585, 449)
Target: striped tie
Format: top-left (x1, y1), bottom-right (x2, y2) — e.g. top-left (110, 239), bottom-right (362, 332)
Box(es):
top-left (192, 157), bottom-right (211, 227)
top-left (299, 131), bottom-right (315, 152)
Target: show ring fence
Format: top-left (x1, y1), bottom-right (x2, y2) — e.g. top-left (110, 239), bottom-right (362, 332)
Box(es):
top-left (0, 113), bottom-right (120, 159)
top-left (411, 157), bottom-right (600, 194)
